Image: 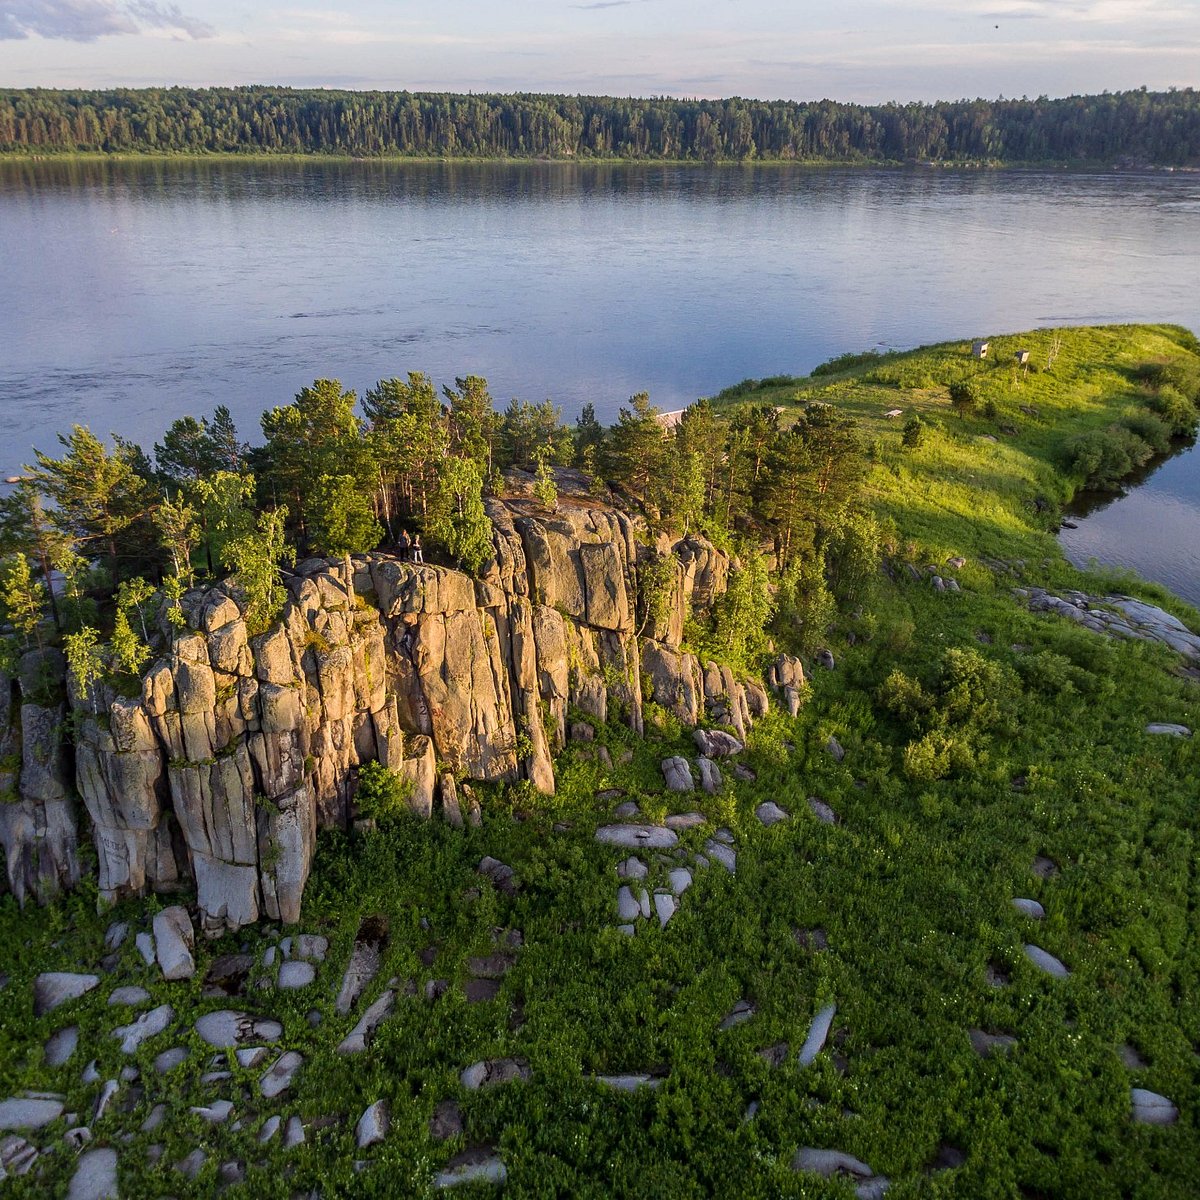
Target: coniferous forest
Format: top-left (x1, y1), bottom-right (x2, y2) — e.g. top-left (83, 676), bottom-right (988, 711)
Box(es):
top-left (2, 86), bottom-right (1199, 164)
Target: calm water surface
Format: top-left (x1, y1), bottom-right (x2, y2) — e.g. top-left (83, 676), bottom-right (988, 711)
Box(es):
top-left (1, 159), bottom-right (1198, 597)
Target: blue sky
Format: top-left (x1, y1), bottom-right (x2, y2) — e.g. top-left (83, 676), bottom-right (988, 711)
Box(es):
top-left (1, 0), bottom-right (1197, 102)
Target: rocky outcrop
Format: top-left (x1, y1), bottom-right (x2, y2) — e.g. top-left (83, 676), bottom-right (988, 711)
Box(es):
top-left (1, 489), bottom-right (774, 931)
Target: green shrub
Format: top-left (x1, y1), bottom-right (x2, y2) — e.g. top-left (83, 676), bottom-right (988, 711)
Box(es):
top-left (1147, 384), bottom-right (1199, 436)
top-left (354, 760), bottom-right (414, 822)
top-left (1122, 411), bottom-right (1172, 455)
top-left (1062, 425), bottom-right (1155, 490)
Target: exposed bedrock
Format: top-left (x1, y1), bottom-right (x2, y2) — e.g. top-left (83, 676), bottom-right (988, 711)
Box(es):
top-left (1, 491), bottom-right (777, 929)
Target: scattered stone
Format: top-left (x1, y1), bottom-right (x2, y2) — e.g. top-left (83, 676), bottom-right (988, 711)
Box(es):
top-left (667, 868), bottom-right (692, 896)
top-left (759, 1042), bottom-right (790, 1067)
top-left (45, 1026), bottom-right (79, 1067)
top-left (259, 1051), bottom-right (303, 1098)
top-left (617, 886), bottom-right (642, 921)
top-left (616, 856), bottom-right (648, 879)
top-left (433, 1148), bottom-right (508, 1189)
top-left (104, 923), bottom-right (128, 952)
top-left (815, 649), bottom-right (835, 670)
top-left (595, 825), bottom-right (679, 850)
top-left (969, 1029), bottom-right (1018, 1058)
top-left (798, 1003), bottom-right (836, 1066)
top-left (613, 801), bottom-right (640, 819)
top-left (66, 1147), bottom-right (118, 1200)
top-left (192, 1099), bottom-right (234, 1124)
top-left (235, 1046), bottom-right (270, 1068)
top-left (93, 1080), bottom-right (119, 1121)
top-left (144, 1144), bottom-right (162, 1165)
top-left (262, 946), bottom-right (277, 969)
top-left (356, 1101), bottom-right (389, 1148)
top-left (755, 802), bottom-right (789, 826)
top-left (930, 1143), bottom-right (967, 1172)
top-left (154, 1047), bottom-right (188, 1074)
top-left (697, 756), bottom-right (723, 794)
top-left (460, 1058), bottom-right (530, 1091)
top-left (703, 838), bottom-right (736, 874)
top-left (218, 1160), bottom-right (246, 1187)
top-left (984, 963), bottom-right (1010, 989)
top-left (1023, 944), bottom-right (1070, 979)
top-left (201, 1070), bottom-right (231, 1084)
top-left (464, 978), bottom-right (500, 1003)
top-left (1032, 855), bottom-right (1059, 879)
top-left (617, 924), bottom-right (636, 936)
top-left (720, 1000), bottom-right (756, 1030)
top-left (294, 934), bottom-right (328, 962)
top-left (467, 952), bottom-right (514, 979)
top-left (1145, 723), bottom-right (1190, 737)
top-left (337, 990), bottom-right (396, 1055)
top-left (693, 729), bottom-right (743, 758)
top-left (1131, 1088), bottom-right (1178, 1125)
top-left (175, 1148), bottom-right (207, 1179)
top-left (119, 1065), bottom-right (139, 1084)
top-left (203, 953), bottom-right (254, 998)
top-left (283, 1116), bottom-right (306, 1149)
top-left (478, 857), bottom-right (518, 895)
top-left (593, 1074), bottom-right (662, 1091)
top-left (661, 757), bottom-right (693, 792)
top-left (336, 915), bottom-right (388, 1016)
top-left (258, 1115), bottom-right (281, 1143)
top-left (664, 813), bottom-right (706, 830)
top-left (1119, 1044), bottom-right (1147, 1070)
top-left (278, 961), bottom-right (316, 990)
top-left (140, 1103), bottom-right (166, 1133)
top-left (826, 736), bottom-right (845, 763)
top-left (112, 1004), bottom-right (173, 1053)
top-left (808, 798), bottom-right (838, 825)
top-left (108, 985), bottom-right (151, 1007)
top-left (0, 1097), bottom-right (64, 1130)
top-left (793, 1147), bottom-right (874, 1180)
top-left (733, 763), bottom-right (757, 782)
top-left (152, 907), bottom-right (196, 982)
top-left (654, 892), bottom-right (678, 928)
top-left (64, 1126), bottom-right (92, 1150)
top-left (430, 1101), bottom-right (463, 1141)
top-left (82, 1060), bottom-right (101, 1083)
top-left (33, 973), bottom-right (100, 1017)
top-left (1012, 898), bottom-right (1045, 920)
top-left (425, 980), bottom-right (450, 1002)
top-left (134, 933), bottom-right (155, 966)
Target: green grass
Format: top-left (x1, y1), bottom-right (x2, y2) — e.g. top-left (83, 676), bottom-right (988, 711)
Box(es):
top-left (1, 324), bottom-right (1197, 1197)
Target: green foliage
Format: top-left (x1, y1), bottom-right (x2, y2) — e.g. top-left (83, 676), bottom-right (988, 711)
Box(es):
top-left (901, 415), bottom-right (925, 449)
top-left (354, 760), bottom-right (415, 822)
top-left (443, 375), bottom-right (501, 475)
top-left (948, 379), bottom-right (979, 419)
top-left (711, 551), bottom-right (774, 667)
top-left (63, 624), bottom-right (104, 712)
top-left (0, 553), bottom-right (45, 650)
top-left (601, 392), bottom-right (668, 514)
top-left (152, 491), bottom-right (200, 583)
top-left (1147, 384), bottom-right (1199, 436)
top-left (500, 399), bottom-right (572, 471)
top-left (821, 510), bottom-right (882, 608)
top-left (425, 456), bottom-right (493, 576)
top-left (532, 450), bottom-right (558, 513)
top-left (1063, 425), bottom-right (1156, 490)
top-left (221, 507), bottom-right (294, 634)
top-left (307, 473), bottom-right (382, 557)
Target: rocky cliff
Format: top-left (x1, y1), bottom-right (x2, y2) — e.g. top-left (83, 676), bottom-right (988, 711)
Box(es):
top-left (0, 487), bottom-right (790, 932)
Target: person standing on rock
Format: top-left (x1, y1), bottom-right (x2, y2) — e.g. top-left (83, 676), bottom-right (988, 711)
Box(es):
top-left (411, 534), bottom-right (423, 564)
top-left (397, 529), bottom-right (411, 561)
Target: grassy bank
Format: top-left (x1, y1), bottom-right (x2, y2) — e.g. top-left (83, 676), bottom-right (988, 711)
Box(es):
top-left (1, 325), bottom-right (1197, 1197)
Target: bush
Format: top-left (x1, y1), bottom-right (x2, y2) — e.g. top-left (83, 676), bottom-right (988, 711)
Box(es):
top-left (1062, 425), bottom-right (1155, 490)
top-left (1122, 411), bottom-right (1172, 455)
top-left (812, 349), bottom-right (884, 377)
top-left (1147, 384), bottom-right (1199, 436)
top-left (901, 416), bottom-right (925, 449)
top-left (354, 760), bottom-right (414, 822)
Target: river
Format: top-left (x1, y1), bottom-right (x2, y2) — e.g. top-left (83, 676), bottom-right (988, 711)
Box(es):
top-left (1, 158), bottom-right (1198, 597)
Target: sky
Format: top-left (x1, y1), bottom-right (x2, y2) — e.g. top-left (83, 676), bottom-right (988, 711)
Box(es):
top-left (0, 0), bottom-right (1197, 103)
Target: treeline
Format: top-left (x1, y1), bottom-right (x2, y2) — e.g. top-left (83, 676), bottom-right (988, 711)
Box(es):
top-left (2, 87), bottom-right (1199, 164)
top-left (0, 373), bottom-right (877, 698)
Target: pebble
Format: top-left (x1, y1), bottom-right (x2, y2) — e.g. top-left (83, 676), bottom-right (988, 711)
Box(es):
top-left (64, 1126), bottom-right (92, 1150)
top-left (338, 989), bottom-right (396, 1055)
top-left (433, 1149), bottom-right (508, 1189)
top-left (755, 802), bottom-right (789, 826)
top-left (478, 857), bottom-right (518, 894)
top-left (617, 886), bottom-right (642, 920)
top-left (258, 1115), bottom-right (281, 1143)
top-left (697, 756), bottom-right (723, 793)
top-left (154, 1047), bottom-right (188, 1074)
top-left (1023, 944), bottom-right (1070, 979)
top-left (654, 892), bottom-right (678, 928)
top-left (1032, 855), bottom-right (1059, 879)
top-left (1131, 1088), bottom-right (1178, 1125)
top-left (82, 1060), bottom-right (100, 1083)
top-left (1119, 1044), bottom-right (1147, 1070)
top-left (793, 1146), bottom-right (873, 1180)
top-left (104, 923), bottom-right (128, 952)
top-left (140, 1104), bottom-right (166, 1133)
top-left (175, 1148), bottom-right (207, 1179)
top-left (44, 1026), bottom-right (79, 1067)
top-left (93, 1080), bottom-right (119, 1121)
top-left (191, 1099), bottom-right (234, 1124)
top-left (0, 1135), bottom-right (38, 1175)
top-left (826, 735), bottom-right (845, 762)
top-left (134, 933), bottom-right (155, 966)
top-left (108, 985), bottom-right (151, 1006)
top-left (798, 1003), bottom-right (836, 1066)
top-left (33, 972), bottom-right (100, 1017)
top-left (430, 1100), bottom-right (463, 1141)
top-left (235, 1045), bottom-right (269, 1068)
top-left (617, 924), bottom-right (636, 936)
top-left (356, 1100), bottom-right (389, 1148)
top-left (112, 1004), bottom-right (173, 1053)
top-left (0, 1097), bottom-right (65, 1130)
top-left (259, 1051), bottom-right (303, 1098)
top-left (278, 961), bottom-right (316, 989)
top-left (283, 1115), bottom-right (306, 1149)
top-left (613, 801), bottom-right (640, 818)
top-left (66, 1147), bottom-right (118, 1200)
top-left (808, 798), bottom-right (838, 825)
top-left (595, 824), bottom-right (679, 850)
top-left (152, 906), bottom-right (196, 981)
top-left (703, 839), bottom-right (736, 874)
top-left (195, 1010), bottom-right (283, 1048)
top-left (720, 1000), bottom-right (756, 1030)
top-left (668, 868), bottom-right (692, 895)
top-left (1011, 898), bottom-right (1045, 920)
top-left (664, 812), bottom-right (707, 830)
top-left (616, 856), bottom-right (648, 879)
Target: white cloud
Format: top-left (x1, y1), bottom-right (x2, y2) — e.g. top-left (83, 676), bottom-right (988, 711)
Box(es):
top-left (0, 0), bottom-right (212, 41)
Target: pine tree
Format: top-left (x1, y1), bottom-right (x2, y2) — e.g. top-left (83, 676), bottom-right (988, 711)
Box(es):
top-left (1, 553), bottom-right (46, 651)
top-left (426, 458), bottom-right (493, 576)
top-left (222, 508), bottom-right (294, 634)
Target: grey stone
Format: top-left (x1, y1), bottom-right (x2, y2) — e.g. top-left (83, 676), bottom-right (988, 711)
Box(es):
top-left (1131, 1088), bottom-right (1178, 1125)
top-left (277, 961), bottom-right (316, 990)
top-left (218, 1160), bottom-right (246, 1187)
top-left (1023, 944), bottom-right (1070, 978)
top-left (664, 812), bottom-right (706, 830)
top-left (595, 824), bottom-right (679, 850)
top-left (755, 802), bottom-right (789, 826)
top-left (153, 906), bottom-right (195, 981)
top-left (119, 1065), bottom-right (139, 1083)
top-left (693, 729), bottom-right (743, 758)
top-left (175, 1148), bottom-right (206, 1179)
top-left (93, 1079), bottom-right (119, 1121)
top-left (798, 1003), bottom-right (836, 1066)
top-left (201, 1070), bottom-right (231, 1084)
top-left (356, 1100), bottom-right (389, 1148)
top-left (1119, 1044), bottom-right (1147, 1070)
top-left (0, 1097), bottom-right (64, 1130)
top-left (337, 990), bottom-right (396, 1055)
top-left (668, 868), bottom-right (692, 895)
top-left (1032, 855), bottom-right (1059, 879)
top-left (154, 1047), bottom-right (188, 1074)
top-left (808, 798), bottom-right (838, 825)
top-left (654, 892), bottom-right (678, 928)
top-left (617, 886), bottom-right (642, 921)
top-left (259, 1051), bottom-right (303, 1098)
top-left (617, 924), bottom-right (636, 936)
top-left (1011, 898), bottom-right (1045, 919)
top-left (720, 1000), bottom-right (756, 1029)
top-left (616, 856), bottom-right (648, 879)
top-left (283, 1116), bottom-right (306, 1149)
top-left (478, 856), bottom-right (518, 894)
top-left (969, 1029), bottom-right (1017, 1058)
top-left (793, 1146), bottom-right (874, 1180)
top-left (0, 1135), bottom-right (39, 1176)
top-left (66, 1147), bottom-right (118, 1200)
top-left (826, 735), bottom-right (845, 763)
top-left (82, 1060), bottom-right (100, 1083)
top-left (697, 756), bottom-right (722, 794)
top-left (195, 1010), bottom-right (283, 1047)
top-left (64, 1126), bottom-right (92, 1150)
top-left (430, 1100), bottom-right (463, 1141)
top-left (460, 1058), bottom-right (530, 1090)
top-left (33, 972), bottom-right (100, 1017)
top-left (1145, 723), bottom-right (1190, 736)
top-left (703, 838), bottom-right (736, 874)
top-left (235, 1046), bottom-right (269, 1068)
top-left (433, 1149), bottom-right (508, 1189)
top-left (134, 933), bottom-right (155, 966)
top-left (593, 1074), bottom-right (662, 1091)
top-left (140, 1103), bottom-right (166, 1133)
top-left (613, 801), bottom-right (640, 819)
top-left (661, 756), bottom-right (693, 792)
top-left (293, 934), bottom-right (328, 961)
top-left (44, 1026), bottom-right (79, 1067)
top-left (112, 1004), bottom-right (173, 1053)
top-left (104, 923), bottom-right (128, 952)
top-left (191, 1099), bottom-right (234, 1124)
top-left (108, 985), bottom-right (151, 1007)
top-left (815, 649), bottom-right (835, 670)
top-left (258, 1115), bottom-right (281, 1143)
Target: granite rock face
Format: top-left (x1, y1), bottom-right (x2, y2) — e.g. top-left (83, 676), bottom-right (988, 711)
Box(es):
top-left (0, 489), bottom-right (768, 930)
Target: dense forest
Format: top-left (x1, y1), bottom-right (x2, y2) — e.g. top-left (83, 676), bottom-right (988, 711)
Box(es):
top-left (2, 86), bottom-right (1199, 164)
